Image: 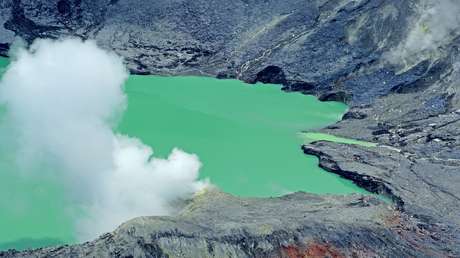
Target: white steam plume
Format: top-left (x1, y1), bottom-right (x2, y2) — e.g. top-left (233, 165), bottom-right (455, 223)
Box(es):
top-left (386, 0), bottom-right (460, 69)
top-left (0, 38), bottom-right (208, 240)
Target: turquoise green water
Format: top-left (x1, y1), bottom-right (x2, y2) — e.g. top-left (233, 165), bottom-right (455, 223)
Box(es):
top-left (301, 132), bottom-right (377, 147)
top-left (0, 57), bottom-right (366, 250)
top-left (0, 57), bottom-right (75, 249)
top-left (118, 76), bottom-right (366, 197)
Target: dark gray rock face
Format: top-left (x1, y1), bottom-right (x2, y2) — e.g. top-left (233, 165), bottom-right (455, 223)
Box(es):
top-left (0, 190), bottom-right (452, 258)
top-left (0, 0), bottom-right (415, 97)
top-left (1, 0), bottom-right (460, 257)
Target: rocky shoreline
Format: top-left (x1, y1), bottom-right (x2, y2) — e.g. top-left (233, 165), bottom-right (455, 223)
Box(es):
top-left (0, 0), bottom-right (459, 257)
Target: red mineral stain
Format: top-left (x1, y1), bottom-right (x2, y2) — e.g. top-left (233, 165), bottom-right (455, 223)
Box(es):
top-left (282, 242), bottom-right (345, 258)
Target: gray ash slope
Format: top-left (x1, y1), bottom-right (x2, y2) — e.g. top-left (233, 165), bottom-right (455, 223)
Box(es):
top-left (1, 0), bottom-right (460, 257)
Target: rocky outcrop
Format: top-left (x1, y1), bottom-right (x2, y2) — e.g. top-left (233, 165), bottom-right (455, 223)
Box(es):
top-left (0, 0), bottom-right (418, 99)
top-left (303, 143), bottom-right (460, 243)
top-left (1, 0), bottom-right (460, 257)
top-left (0, 189), bottom-right (455, 257)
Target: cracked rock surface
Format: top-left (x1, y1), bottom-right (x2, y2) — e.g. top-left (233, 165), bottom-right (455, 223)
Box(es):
top-left (0, 189), bottom-right (452, 257)
top-left (0, 0), bottom-right (459, 257)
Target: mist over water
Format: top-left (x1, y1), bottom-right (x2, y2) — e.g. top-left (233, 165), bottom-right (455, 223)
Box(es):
top-left (0, 38), bottom-right (207, 241)
top-left (0, 37), bottom-right (363, 249)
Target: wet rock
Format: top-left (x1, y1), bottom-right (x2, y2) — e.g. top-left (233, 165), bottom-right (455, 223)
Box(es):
top-left (318, 91), bottom-right (350, 102)
top-left (342, 109), bottom-right (367, 120)
top-left (253, 66), bottom-right (286, 85)
top-left (0, 44), bottom-right (8, 57)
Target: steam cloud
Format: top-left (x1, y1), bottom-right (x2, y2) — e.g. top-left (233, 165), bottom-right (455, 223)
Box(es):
top-left (0, 38), bottom-right (208, 240)
top-left (386, 0), bottom-right (460, 68)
